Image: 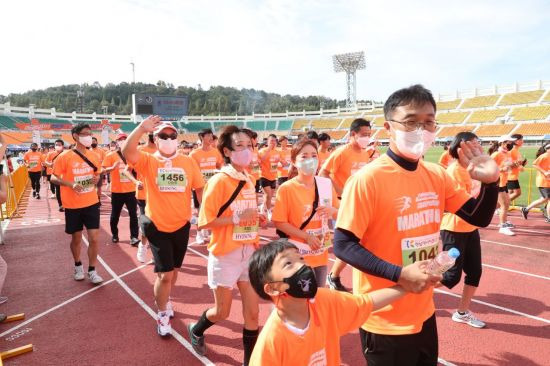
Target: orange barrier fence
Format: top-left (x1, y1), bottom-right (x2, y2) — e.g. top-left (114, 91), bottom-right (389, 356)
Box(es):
top-left (1, 165), bottom-right (28, 219)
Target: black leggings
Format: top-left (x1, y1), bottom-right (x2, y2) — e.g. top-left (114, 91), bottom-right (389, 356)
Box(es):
top-left (110, 192), bottom-right (139, 238)
top-left (440, 229), bottom-right (482, 288)
top-left (29, 171), bottom-right (41, 192)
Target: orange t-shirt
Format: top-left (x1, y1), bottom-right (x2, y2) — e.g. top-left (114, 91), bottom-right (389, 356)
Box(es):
top-left (335, 154), bottom-right (470, 335)
top-left (246, 147), bottom-right (261, 181)
top-left (491, 150), bottom-right (512, 188)
top-left (102, 151), bottom-right (136, 194)
top-left (277, 147), bottom-right (292, 178)
top-left (508, 146), bottom-right (523, 181)
top-left (52, 150), bottom-right (101, 209)
top-left (259, 147), bottom-right (280, 181)
top-left (440, 161), bottom-right (478, 233)
top-left (438, 150), bottom-right (453, 169)
top-left (189, 148), bottom-right (224, 182)
top-left (533, 152), bottom-right (550, 188)
top-left (132, 151), bottom-right (205, 232)
top-left (45, 151), bottom-right (62, 175)
top-left (198, 173), bottom-right (259, 256)
top-left (90, 147), bottom-right (106, 164)
top-left (272, 178), bottom-right (339, 268)
top-left (320, 143), bottom-right (371, 190)
top-left (23, 151), bottom-right (44, 173)
top-left (249, 288), bottom-right (373, 366)
top-left (317, 149), bottom-right (331, 169)
top-left (135, 145), bottom-right (157, 200)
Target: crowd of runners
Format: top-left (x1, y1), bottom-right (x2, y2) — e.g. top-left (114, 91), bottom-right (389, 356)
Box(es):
top-left (4, 84), bottom-right (549, 365)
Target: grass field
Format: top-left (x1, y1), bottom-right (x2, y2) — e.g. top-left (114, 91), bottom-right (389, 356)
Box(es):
top-left (379, 146), bottom-right (542, 207)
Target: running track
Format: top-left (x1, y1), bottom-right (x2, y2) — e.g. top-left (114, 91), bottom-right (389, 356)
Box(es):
top-left (0, 183), bottom-right (549, 365)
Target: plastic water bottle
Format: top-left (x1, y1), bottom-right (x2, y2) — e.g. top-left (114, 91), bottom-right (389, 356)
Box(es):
top-left (426, 248), bottom-right (460, 275)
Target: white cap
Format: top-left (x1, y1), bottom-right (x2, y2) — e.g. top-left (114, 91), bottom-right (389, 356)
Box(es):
top-left (153, 122), bottom-right (177, 135)
top-left (497, 135), bottom-right (517, 143)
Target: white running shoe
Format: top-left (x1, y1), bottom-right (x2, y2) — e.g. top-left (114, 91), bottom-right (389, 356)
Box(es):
top-left (74, 265), bottom-right (85, 281)
top-left (267, 209), bottom-right (273, 221)
top-left (166, 300), bottom-right (175, 318)
top-left (190, 215), bottom-right (198, 225)
top-left (136, 243), bottom-right (148, 263)
top-left (504, 221), bottom-right (515, 228)
top-left (49, 194), bottom-right (56, 199)
top-left (498, 226), bottom-right (515, 236)
top-left (195, 230), bottom-right (205, 245)
top-left (88, 270), bottom-right (104, 284)
top-left (452, 310), bottom-right (486, 328)
top-left (157, 311), bottom-right (172, 337)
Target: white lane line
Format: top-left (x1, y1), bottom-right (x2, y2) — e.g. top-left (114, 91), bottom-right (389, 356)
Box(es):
top-left (488, 224), bottom-right (549, 235)
top-left (434, 289), bottom-right (550, 324)
top-left (482, 264), bottom-right (550, 281)
top-left (0, 261), bottom-right (150, 338)
top-left (81, 236), bottom-right (215, 366)
top-left (438, 358), bottom-right (457, 366)
top-left (481, 239), bottom-right (550, 253)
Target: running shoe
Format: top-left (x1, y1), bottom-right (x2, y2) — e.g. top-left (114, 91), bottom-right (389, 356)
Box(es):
top-left (112, 236), bottom-right (119, 244)
top-left (520, 207), bottom-right (529, 220)
top-left (157, 311), bottom-right (172, 337)
top-left (50, 194), bottom-right (56, 199)
top-left (504, 221), bottom-right (515, 228)
top-left (59, 207), bottom-right (65, 212)
top-left (32, 191), bottom-right (36, 198)
top-left (74, 265), bottom-right (85, 281)
top-left (187, 323), bottom-right (206, 356)
top-left (267, 209), bottom-right (273, 222)
top-left (0, 296), bottom-right (8, 305)
top-left (88, 270), bottom-right (104, 284)
top-left (130, 237), bottom-right (141, 247)
top-left (195, 230), bottom-right (205, 245)
top-left (136, 243), bottom-right (148, 263)
top-left (498, 225), bottom-right (515, 236)
top-left (452, 311), bottom-right (486, 328)
top-left (36, 193), bottom-right (40, 199)
top-left (166, 300), bottom-right (175, 318)
top-left (327, 273), bottom-right (350, 292)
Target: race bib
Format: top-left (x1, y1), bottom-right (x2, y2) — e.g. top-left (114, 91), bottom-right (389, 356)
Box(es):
top-left (118, 166), bottom-right (130, 183)
top-left (157, 167), bottom-right (187, 192)
top-left (232, 221), bottom-right (259, 241)
top-left (29, 161), bottom-right (38, 169)
top-left (202, 169), bottom-right (217, 181)
top-left (270, 162), bottom-right (278, 172)
top-left (74, 174), bottom-right (95, 194)
top-left (252, 163), bottom-right (260, 175)
top-left (401, 232), bottom-right (439, 266)
top-left (289, 230), bottom-right (332, 257)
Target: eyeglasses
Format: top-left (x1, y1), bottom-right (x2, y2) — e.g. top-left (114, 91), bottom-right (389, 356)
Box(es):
top-left (389, 119), bottom-right (438, 132)
top-left (158, 133), bottom-right (178, 140)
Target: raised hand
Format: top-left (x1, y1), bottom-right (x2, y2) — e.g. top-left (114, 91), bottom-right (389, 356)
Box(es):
top-left (457, 141), bottom-right (499, 184)
top-left (139, 115), bottom-right (162, 133)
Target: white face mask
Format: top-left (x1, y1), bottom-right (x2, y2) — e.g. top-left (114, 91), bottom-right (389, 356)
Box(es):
top-left (55, 145), bottom-right (63, 152)
top-left (79, 135), bottom-right (93, 148)
top-left (158, 138), bottom-right (178, 155)
top-left (392, 127), bottom-right (436, 160)
top-left (356, 136), bottom-right (371, 149)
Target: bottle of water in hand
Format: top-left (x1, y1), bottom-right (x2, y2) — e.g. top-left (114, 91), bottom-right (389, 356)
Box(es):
top-left (426, 248), bottom-right (460, 275)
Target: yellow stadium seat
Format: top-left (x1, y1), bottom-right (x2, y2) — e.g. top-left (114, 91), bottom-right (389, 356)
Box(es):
top-left (327, 130), bottom-right (347, 140)
top-left (474, 124), bottom-right (515, 137)
top-left (373, 128), bottom-right (390, 139)
top-left (436, 126), bottom-right (475, 138)
top-left (436, 100), bottom-right (461, 110)
top-left (510, 105), bottom-right (550, 121)
top-left (311, 119), bottom-right (341, 129)
top-left (543, 92), bottom-right (550, 102)
top-left (460, 95), bottom-right (499, 109)
top-left (467, 109), bottom-right (509, 123)
top-left (292, 119), bottom-right (310, 130)
top-left (436, 111), bottom-right (470, 124)
top-left (498, 90), bottom-right (544, 106)
top-left (513, 122), bottom-right (550, 136)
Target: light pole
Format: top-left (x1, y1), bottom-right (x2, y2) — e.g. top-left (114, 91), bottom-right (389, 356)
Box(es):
top-left (332, 51), bottom-right (365, 108)
top-left (130, 62), bottom-right (135, 84)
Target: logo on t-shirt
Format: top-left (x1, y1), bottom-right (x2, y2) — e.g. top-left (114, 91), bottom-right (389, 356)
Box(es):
top-left (396, 192), bottom-right (441, 232)
top-left (308, 349), bottom-right (327, 366)
top-left (395, 196), bottom-right (412, 214)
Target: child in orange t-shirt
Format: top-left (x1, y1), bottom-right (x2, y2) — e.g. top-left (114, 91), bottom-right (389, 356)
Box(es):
top-left (248, 240), bottom-right (406, 366)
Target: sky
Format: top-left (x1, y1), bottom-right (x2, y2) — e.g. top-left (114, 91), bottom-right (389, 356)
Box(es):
top-left (1, 0), bottom-right (549, 102)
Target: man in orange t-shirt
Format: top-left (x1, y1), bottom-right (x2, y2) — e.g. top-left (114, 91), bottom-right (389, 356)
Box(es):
top-left (24, 142), bottom-right (45, 199)
top-left (51, 123), bottom-right (103, 285)
top-left (334, 85), bottom-right (499, 365)
top-left (43, 139), bottom-right (65, 210)
top-left (123, 116), bottom-right (205, 337)
top-left (521, 143), bottom-right (550, 222)
top-left (317, 132), bottom-right (332, 169)
top-left (276, 136), bottom-right (292, 186)
top-left (259, 134), bottom-right (280, 217)
top-left (319, 118), bottom-right (372, 292)
top-left (102, 133), bottom-right (139, 245)
top-left (91, 136), bottom-right (106, 200)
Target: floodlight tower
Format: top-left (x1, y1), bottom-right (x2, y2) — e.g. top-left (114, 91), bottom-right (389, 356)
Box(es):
top-left (332, 51), bottom-right (365, 108)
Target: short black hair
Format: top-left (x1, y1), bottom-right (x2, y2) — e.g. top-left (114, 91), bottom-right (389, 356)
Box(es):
top-left (511, 133), bottom-right (523, 141)
top-left (242, 128), bottom-right (258, 140)
top-left (30, 142), bottom-right (38, 147)
top-left (71, 123), bottom-right (91, 136)
top-left (218, 125), bottom-right (250, 164)
top-left (92, 136), bottom-right (98, 142)
top-left (198, 128), bottom-right (213, 139)
top-left (318, 132), bottom-right (331, 142)
top-left (449, 131), bottom-right (478, 160)
top-left (268, 134), bottom-right (277, 140)
top-left (350, 118), bottom-right (371, 133)
top-left (279, 135), bottom-right (288, 142)
top-left (55, 139), bottom-right (64, 145)
top-left (306, 130), bottom-right (319, 142)
top-left (383, 84), bottom-right (437, 120)
top-left (248, 240), bottom-right (298, 301)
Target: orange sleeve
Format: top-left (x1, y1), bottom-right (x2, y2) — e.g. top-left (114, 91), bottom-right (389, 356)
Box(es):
top-left (443, 169), bottom-right (471, 214)
top-left (271, 184), bottom-right (289, 223)
top-left (335, 173), bottom-right (373, 239)
top-left (216, 150), bottom-right (224, 167)
top-left (189, 158), bottom-right (206, 190)
top-left (326, 291), bottom-right (374, 336)
top-left (321, 148), bottom-right (338, 174)
top-left (198, 176), bottom-right (225, 226)
top-left (101, 153), bottom-right (112, 168)
top-left (23, 152), bottom-right (29, 162)
top-left (533, 155), bottom-right (543, 169)
top-left (52, 152), bottom-right (65, 177)
top-left (131, 151), bottom-right (149, 175)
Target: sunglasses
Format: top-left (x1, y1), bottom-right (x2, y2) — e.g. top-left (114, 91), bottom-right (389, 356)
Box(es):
top-left (158, 133), bottom-right (178, 140)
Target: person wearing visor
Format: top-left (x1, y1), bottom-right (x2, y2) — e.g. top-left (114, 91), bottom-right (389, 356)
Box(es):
top-left (123, 116), bottom-right (205, 337)
top-left (248, 240), bottom-right (407, 365)
top-left (333, 85), bottom-right (499, 365)
top-left (102, 133), bottom-right (140, 245)
top-left (319, 118), bottom-right (372, 292)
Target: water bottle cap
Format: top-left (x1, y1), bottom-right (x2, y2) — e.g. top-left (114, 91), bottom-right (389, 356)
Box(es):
top-left (448, 248), bottom-right (460, 259)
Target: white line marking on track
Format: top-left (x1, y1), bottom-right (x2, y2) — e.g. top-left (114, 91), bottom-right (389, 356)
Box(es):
top-left (81, 236), bottom-right (215, 366)
top-left (482, 264), bottom-right (550, 281)
top-left (438, 358), bottom-right (457, 366)
top-left (489, 224), bottom-right (549, 235)
top-left (481, 239), bottom-right (550, 253)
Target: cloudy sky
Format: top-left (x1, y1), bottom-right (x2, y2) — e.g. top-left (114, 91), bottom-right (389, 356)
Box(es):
top-left (1, 0), bottom-right (549, 101)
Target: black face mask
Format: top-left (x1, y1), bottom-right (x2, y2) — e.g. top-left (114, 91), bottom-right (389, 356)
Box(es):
top-left (31, 147), bottom-right (37, 152)
top-left (91, 143), bottom-right (98, 148)
top-left (506, 143), bottom-right (514, 151)
top-left (281, 265), bottom-right (318, 299)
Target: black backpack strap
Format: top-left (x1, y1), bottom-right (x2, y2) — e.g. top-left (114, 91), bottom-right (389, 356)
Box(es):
top-left (217, 180), bottom-right (247, 218)
top-left (117, 150), bottom-right (137, 178)
top-left (277, 179), bottom-right (319, 238)
top-left (51, 152), bottom-right (61, 163)
top-left (72, 149), bottom-right (97, 172)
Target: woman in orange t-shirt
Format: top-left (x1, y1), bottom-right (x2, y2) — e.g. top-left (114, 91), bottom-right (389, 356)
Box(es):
top-left (438, 142), bottom-right (453, 168)
top-left (521, 143), bottom-right (550, 222)
top-left (489, 137), bottom-right (515, 236)
top-left (272, 139), bottom-right (339, 287)
top-left (191, 125), bottom-right (267, 365)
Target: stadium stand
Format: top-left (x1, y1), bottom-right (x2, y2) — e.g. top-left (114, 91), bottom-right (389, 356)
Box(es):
top-left (181, 121), bottom-right (213, 132)
top-left (436, 111), bottom-right (470, 124)
top-left (246, 120), bottom-right (266, 130)
top-left (436, 100), bottom-right (461, 110)
top-left (326, 130), bottom-right (347, 140)
top-left (498, 90), bottom-right (545, 106)
top-left (277, 120), bottom-right (293, 131)
top-left (467, 108), bottom-right (509, 123)
top-left (311, 118), bottom-right (341, 129)
top-left (0, 116), bottom-right (19, 130)
top-left (460, 95), bottom-right (499, 109)
top-left (513, 122), bottom-right (550, 136)
top-left (372, 128), bottom-right (390, 139)
top-left (544, 91), bottom-right (550, 102)
top-left (436, 125), bottom-right (475, 138)
top-left (265, 120), bottom-right (277, 130)
top-left (212, 121), bottom-right (245, 132)
top-left (474, 124), bottom-right (515, 137)
top-left (509, 105), bottom-right (550, 121)
top-left (340, 118), bottom-right (355, 129)
top-left (291, 119), bottom-right (310, 131)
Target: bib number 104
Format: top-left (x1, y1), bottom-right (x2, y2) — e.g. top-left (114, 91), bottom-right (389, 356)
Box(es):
top-left (408, 247), bottom-right (438, 263)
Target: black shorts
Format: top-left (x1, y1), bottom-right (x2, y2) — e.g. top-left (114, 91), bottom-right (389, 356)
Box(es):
top-left (440, 229), bottom-right (482, 288)
top-left (506, 180), bottom-right (520, 190)
top-left (255, 181), bottom-right (262, 194)
top-left (141, 215), bottom-right (190, 273)
top-left (260, 178), bottom-right (276, 189)
top-left (46, 174), bottom-right (51, 182)
top-left (277, 177), bottom-right (288, 186)
top-left (498, 186), bottom-right (508, 193)
top-left (360, 313), bottom-right (438, 366)
top-left (137, 199), bottom-right (146, 215)
top-left (539, 187), bottom-right (550, 199)
top-left (64, 203), bottom-right (100, 234)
